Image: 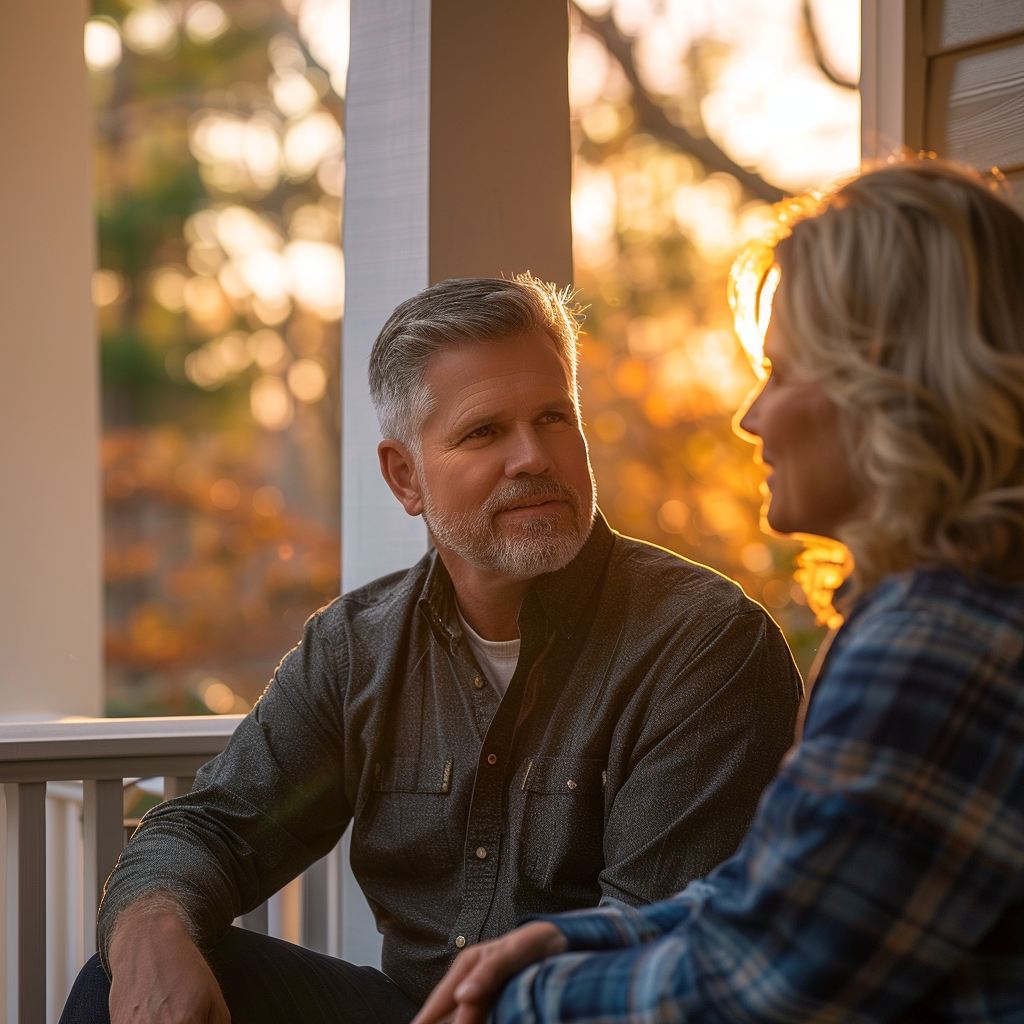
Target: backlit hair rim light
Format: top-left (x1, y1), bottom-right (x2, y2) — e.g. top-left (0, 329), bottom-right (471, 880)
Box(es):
top-left (730, 157), bottom-right (1024, 629)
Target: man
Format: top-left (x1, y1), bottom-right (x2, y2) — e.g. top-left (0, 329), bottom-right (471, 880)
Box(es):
top-left (62, 276), bottom-right (800, 1024)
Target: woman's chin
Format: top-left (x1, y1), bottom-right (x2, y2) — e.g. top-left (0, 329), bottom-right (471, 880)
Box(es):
top-left (762, 502), bottom-right (798, 539)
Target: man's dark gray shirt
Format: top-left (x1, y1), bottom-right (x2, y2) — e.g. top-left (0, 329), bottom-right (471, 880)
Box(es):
top-left (99, 514), bottom-right (802, 1004)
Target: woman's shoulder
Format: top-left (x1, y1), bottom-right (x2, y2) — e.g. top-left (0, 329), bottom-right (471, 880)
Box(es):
top-left (807, 566), bottom-right (1024, 753)
top-left (843, 566), bottom-right (1024, 666)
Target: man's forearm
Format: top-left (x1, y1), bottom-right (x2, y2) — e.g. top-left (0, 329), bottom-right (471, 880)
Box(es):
top-left (106, 890), bottom-right (231, 1024)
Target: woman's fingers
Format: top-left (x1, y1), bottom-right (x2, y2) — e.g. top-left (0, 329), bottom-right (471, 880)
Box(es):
top-left (452, 1002), bottom-right (492, 1024)
top-left (414, 923), bottom-right (568, 1024)
top-left (455, 923), bottom-right (567, 1003)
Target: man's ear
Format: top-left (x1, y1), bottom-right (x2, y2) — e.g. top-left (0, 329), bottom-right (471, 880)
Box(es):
top-left (378, 440), bottom-right (424, 516)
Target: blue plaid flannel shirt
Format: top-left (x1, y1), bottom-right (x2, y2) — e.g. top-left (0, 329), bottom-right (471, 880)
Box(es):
top-left (493, 567), bottom-right (1024, 1023)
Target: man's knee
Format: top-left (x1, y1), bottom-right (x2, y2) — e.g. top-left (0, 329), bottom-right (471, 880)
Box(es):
top-left (59, 953), bottom-right (110, 1024)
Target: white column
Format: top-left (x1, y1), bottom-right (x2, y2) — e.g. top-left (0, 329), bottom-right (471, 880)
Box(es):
top-left (340, 0), bottom-right (431, 968)
top-left (0, 0), bottom-right (102, 720)
top-left (342, 0), bottom-right (432, 596)
top-left (860, 0), bottom-right (907, 160)
top-left (341, 0), bottom-right (573, 969)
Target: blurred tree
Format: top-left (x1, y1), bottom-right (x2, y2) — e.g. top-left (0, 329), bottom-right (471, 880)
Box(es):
top-left (89, 0), bottom-right (347, 714)
top-left (565, 0), bottom-right (860, 672)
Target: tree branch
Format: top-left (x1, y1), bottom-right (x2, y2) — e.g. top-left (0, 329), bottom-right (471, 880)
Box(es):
top-left (802, 0), bottom-right (858, 91)
top-left (573, 4), bottom-right (786, 204)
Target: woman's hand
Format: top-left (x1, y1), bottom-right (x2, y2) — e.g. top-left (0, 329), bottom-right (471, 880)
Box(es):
top-left (412, 921), bottom-right (568, 1024)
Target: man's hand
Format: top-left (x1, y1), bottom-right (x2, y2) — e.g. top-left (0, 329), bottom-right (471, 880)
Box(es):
top-left (107, 899), bottom-right (230, 1024)
top-left (412, 922), bottom-right (567, 1024)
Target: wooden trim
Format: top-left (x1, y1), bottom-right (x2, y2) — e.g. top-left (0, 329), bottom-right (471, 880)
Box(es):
top-left (904, 0), bottom-right (928, 152)
top-left (861, 0), bottom-right (910, 159)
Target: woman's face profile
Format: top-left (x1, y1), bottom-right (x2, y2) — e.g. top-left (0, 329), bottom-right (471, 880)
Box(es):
top-left (738, 297), bottom-right (861, 541)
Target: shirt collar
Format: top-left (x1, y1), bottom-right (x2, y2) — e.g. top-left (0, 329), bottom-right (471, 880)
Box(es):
top-left (418, 509), bottom-right (616, 644)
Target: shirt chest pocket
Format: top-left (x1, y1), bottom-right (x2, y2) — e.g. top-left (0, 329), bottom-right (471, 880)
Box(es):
top-left (372, 756), bottom-right (453, 795)
top-left (519, 756), bottom-right (606, 896)
top-left (357, 757), bottom-right (461, 880)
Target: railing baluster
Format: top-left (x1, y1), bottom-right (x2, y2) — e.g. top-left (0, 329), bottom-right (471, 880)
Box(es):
top-left (162, 775), bottom-right (195, 800)
top-left (241, 901), bottom-right (269, 934)
top-left (0, 714), bottom-right (246, 1015)
top-left (6, 781), bottom-right (47, 1024)
top-left (82, 780), bottom-right (124, 959)
top-left (302, 856), bottom-right (329, 953)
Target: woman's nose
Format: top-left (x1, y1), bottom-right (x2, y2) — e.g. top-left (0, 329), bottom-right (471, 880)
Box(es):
top-left (736, 383), bottom-right (765, 442)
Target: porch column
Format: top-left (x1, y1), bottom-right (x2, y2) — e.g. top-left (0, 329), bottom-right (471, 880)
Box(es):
top-left (0, 0), bottom-right (103, 721)
top-left (340, 0), bottom-right (572, 967)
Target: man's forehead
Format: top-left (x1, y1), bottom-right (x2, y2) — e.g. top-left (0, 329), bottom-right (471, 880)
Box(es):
top-left (421, 334), bottom-right (576, 426)
top-left (425, 333), bottom-right (570, 388)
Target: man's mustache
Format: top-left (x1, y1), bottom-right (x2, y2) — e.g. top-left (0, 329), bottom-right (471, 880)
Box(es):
top-left (482, 477), bottom-right (581, 517)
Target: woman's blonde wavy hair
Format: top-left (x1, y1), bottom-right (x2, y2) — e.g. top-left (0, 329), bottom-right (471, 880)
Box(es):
top-left (769, 160), bottom-right (1024, 598)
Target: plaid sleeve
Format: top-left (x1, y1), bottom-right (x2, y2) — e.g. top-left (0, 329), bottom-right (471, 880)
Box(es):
top-left (528, 895), bottom-right (695, 952)
top-left (492, 583), bottom-right (1024, 1024)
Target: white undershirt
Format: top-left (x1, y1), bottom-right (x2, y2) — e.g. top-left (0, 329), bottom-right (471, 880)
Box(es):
top-left (455, 605), bottom-right (521, 697)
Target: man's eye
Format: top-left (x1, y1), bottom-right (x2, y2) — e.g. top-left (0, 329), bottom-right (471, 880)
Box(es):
top-left (540, 412), bottom-right (565, 424)
top-left (464, 425), bottom-right (493, 440)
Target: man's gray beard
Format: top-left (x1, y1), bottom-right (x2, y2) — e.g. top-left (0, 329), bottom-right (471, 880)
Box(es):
top-left (422, 473), bottom-right (596, 580)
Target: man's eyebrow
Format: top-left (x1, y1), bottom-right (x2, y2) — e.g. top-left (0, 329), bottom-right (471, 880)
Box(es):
top-left (448, 397), bottom-right (576, 440)
top-left (447, 408), bottom-right (505, 440)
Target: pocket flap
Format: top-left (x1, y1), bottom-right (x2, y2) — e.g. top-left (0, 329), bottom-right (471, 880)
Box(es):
top-left (522, 756), bottom-right (605, 795)
top-left (373, 756), bottom-right (453, 794)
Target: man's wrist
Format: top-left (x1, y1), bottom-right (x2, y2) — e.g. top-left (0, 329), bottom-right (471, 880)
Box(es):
top-left (107, 893), bottom-right (195, 968)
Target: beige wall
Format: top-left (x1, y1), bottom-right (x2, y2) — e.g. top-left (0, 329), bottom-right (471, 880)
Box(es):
top-left (0, 0), bottom-right (103, 719)
top-left (429, 0), bottom-right (573, 287)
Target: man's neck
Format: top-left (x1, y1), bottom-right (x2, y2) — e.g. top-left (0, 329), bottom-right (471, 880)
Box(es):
top-left (434, 545), bottom-right (530, 642)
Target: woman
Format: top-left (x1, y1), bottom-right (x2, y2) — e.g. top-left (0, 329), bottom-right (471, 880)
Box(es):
top-left (413, 161), bottom-right (1024, 1024)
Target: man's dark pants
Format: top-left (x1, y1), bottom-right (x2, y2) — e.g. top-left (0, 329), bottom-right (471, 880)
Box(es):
top-left (59, 927), bottom-right (418, 1024)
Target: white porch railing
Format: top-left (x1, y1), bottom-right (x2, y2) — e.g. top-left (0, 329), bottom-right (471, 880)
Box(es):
top-left (0, 716), bottom-right (341, 1024)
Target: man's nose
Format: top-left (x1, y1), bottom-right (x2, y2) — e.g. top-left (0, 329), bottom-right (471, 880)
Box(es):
top-left (504, 424), bottom-right (553, 477)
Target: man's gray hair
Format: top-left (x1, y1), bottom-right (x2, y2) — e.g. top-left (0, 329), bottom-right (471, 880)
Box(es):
top-left (368, 274), bottom-right (585, 447)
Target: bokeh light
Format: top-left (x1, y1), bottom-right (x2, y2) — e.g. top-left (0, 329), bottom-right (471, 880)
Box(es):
top-left (184, 2), bottom-right (229, 44)
top-left (250, 375), bottom-right (294, 430)
top-left (252, 485), bottom-right (286, 516)
top-left (92, 269), bottom-right (124, 307)
top-left (122, 5), bottom-right (177, 57)
top-left (199, 677), bottom-right (238, 713)
top-left (287, 358), bottom-right (328, 402)
top-left (84, 18), bottom-right (122, 73)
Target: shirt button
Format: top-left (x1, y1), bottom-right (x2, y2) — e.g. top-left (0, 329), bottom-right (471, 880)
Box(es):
top-left (455, 935), bottom-right (466, 948)
top-left (473, 676), bottom-right (485, 689)
top-left (475, 846), bottom-right (488, 860)
top-left (566, 779), bottom-right (577, 790)
top-left (487, 753), bottom-right (497, 765)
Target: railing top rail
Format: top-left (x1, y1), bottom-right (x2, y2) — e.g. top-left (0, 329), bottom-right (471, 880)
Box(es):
top-left (0, 714), bottom-right (245, 765)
